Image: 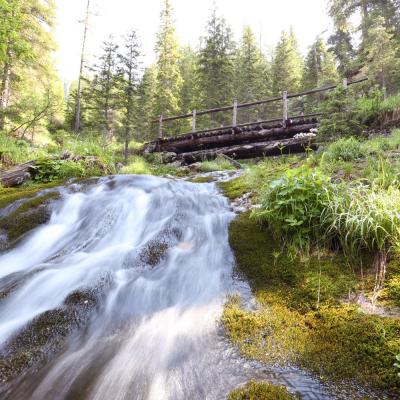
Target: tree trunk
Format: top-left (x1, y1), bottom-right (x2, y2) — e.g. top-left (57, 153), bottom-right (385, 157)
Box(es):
top-left (0, 57), bottom-right (12, 131)
top-left (74, 0), bottom-right (91, 133)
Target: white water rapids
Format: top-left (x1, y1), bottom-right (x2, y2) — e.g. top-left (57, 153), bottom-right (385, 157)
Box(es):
top-left (0, 175), bottom-right (334, 399)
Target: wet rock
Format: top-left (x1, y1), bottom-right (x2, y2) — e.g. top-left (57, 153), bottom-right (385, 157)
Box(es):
top-left (0, 192), bottom-right (59, 250)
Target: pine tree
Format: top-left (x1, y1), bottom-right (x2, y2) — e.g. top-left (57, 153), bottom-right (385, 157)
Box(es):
top-left (271, 29), bottom-right (304, 95)
top-left (361, 17), bottom-right (400, 96)
top-left (178, 45), bottom-right (199, 134)
top-left (87, 38), bottom-right (120, 141)
top-left (197, 6), bottom-right (236, 127)
top-left (136, 66), bottom-right (157, 141)
top-left (154, 0), bottom-right (182, 128)
top-left (302, 37), bottom-right (339, 90)
top-left (234, 25), bottom-right (271, 122)
top-left (117, 30), bottom-right (141, 161)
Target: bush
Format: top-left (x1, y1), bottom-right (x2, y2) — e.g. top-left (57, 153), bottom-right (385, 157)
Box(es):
top-left (253, 166), bottom-right (333, 253)
top-left (33, 158), bottom-right (85, 182)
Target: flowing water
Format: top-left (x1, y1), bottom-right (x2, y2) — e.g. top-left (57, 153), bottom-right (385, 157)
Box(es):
top-left (0, 175), bottom-right (335, 399)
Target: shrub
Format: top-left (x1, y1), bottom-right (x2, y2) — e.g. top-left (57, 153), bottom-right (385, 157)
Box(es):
top-left (33, 158), bottom-right (85, 182)
top-left (252, 166), bottom-right (333, 253)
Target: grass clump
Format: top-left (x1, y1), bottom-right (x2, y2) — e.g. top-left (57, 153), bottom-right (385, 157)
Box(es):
top-left (324, 137), bottom-right (364, 162)
top-left (228, 381), bottom-right (298, 400)
top-left (198, 155), bottom-right (236, 172)
top-left (120, 156), bottom-right (179, 176)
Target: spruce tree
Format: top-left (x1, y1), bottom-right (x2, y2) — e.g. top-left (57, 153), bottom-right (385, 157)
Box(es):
top-left (197, 6), bottom-right (235, 126)
top-left (154, 0), bottom-right (182, 130)
top-left (361, 17), bottom-right (400, 96)
top-left (117, 30), bottom-right (141, 161)
top-left (302, 37), bottom-right (339, 90)
top-left (136, 66), bottom-right (157, 141)
top-left (87, 38), bottom-right (120, 141)
top-left (271, 29), bottom-right (304, 95)
top-left (234, 25), bottom-right (271, 122)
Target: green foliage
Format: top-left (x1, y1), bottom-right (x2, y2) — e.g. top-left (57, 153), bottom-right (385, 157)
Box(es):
top-left (33, 159), bottom-right (84, 183)
top-left (228, 381), bottom-right (298, 400)
top-left (198, 156), bottom-right (236, 172)
top-left (324, 137), bottom-right (364, 162)
top-left (234, 25), bottom-right (271, 108)
top-left (318, 86), bottom-right (364, 138)
top-left (302, 37), bottom-right (338, 90)
top-left (380, 92), bottom-right (400, 112)
top-left (196, 6), bottom-right (235, 126)
top-left (120, 156), bottom-right (178, 176)
top-left (253, 166), bottom-right (333, 252)
top-left (271, 29), bottom-right (304, 95)
top-left (325, 185), bottom-right (400, 256)
top-left (154, 0), bottom-right (183, 121)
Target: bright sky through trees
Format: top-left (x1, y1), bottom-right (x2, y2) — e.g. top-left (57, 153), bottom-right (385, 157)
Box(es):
top-left (55, 0), bottom-right (332, 82)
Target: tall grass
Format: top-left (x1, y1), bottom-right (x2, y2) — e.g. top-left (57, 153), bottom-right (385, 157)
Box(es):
top-left (324, 185), bottom-right (400, 298)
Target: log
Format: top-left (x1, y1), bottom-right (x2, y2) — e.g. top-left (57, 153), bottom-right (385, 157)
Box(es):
top-left (176, 137), bottom-right (317, 164)
top-left (0, 153), bottom-right (102, 188)
top-left (0, 160), bottom-right (36, 187)
top-left (152, 122), bottom-right (317, 153)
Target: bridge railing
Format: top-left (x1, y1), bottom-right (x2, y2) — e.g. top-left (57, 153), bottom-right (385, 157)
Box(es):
top-left (151, 77), bottom-right (368, 139)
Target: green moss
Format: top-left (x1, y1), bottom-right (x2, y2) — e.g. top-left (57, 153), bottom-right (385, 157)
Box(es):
top-left (228, 381), bottom-right (298, 400)
top-left (188, 176), bottom-right (215, 183)
top-left (0, 191), bottom-right (60, 245)
top-left (218, 176), bottom-right (250, 200)
top-left (0, 181), bottom-right (61, 209)
top-left (225, 212), bottom-right (400, 396)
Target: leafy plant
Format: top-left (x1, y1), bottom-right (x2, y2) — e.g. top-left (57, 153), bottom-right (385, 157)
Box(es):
top-left (252, 166), bottom-right (333, 253)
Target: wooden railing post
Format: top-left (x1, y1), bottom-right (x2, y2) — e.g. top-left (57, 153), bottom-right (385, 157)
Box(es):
top-left (232, 100), bottom-right (238, 127)
top-left (192, 109), bottom-right (196, 132)
top-left (343, 77), bottom-right (348, 88)
top-left (282, 91), bottom-right (288, 127)
top-left (158, 115), bottom-right (163, 139)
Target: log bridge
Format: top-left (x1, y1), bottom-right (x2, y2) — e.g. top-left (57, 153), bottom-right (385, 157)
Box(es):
top-left (144, 77), bottom-right (367, 165)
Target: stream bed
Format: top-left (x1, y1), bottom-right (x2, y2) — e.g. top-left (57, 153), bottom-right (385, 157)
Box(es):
top-left (0, 175), bottom-right (335, 399)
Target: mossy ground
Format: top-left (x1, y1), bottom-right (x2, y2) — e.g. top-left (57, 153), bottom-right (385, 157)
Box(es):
top-left (224, 212), bottom-right (400, 398)
top-left (228, 381), bottom-right (298, 400)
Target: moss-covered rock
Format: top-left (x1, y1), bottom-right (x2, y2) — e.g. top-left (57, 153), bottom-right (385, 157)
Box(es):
top-left (0, 191), bottom-right (60, 249)
top-left (218, 177), bottom-right (250, 201)
top-left (225, 212), bottom-right (400, 397)
top-left (228, 381), bottom-right (298, 400)
top-left (0, 285), bottom-right (106, 383)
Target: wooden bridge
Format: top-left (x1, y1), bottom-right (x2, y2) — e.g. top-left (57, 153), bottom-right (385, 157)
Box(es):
top-left (144, 77), bottom-right (367, 164)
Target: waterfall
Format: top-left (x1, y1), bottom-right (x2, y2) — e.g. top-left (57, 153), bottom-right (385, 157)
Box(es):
top-left (0, 175), bottom-right (332, 400)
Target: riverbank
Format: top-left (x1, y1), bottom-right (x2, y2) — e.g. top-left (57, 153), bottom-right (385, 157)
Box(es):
top-left (219, 132), bottom-right (400, 399)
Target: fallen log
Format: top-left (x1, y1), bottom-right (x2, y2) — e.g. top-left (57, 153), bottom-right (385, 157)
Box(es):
top-left (176, 137), bottom-right (317, 164)
top-left (0, 160), bottom-right (36, 187)
top-left (0, 153), bottom-right (103, 188)
top-left (152, 122), bottom-right (317, 153)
